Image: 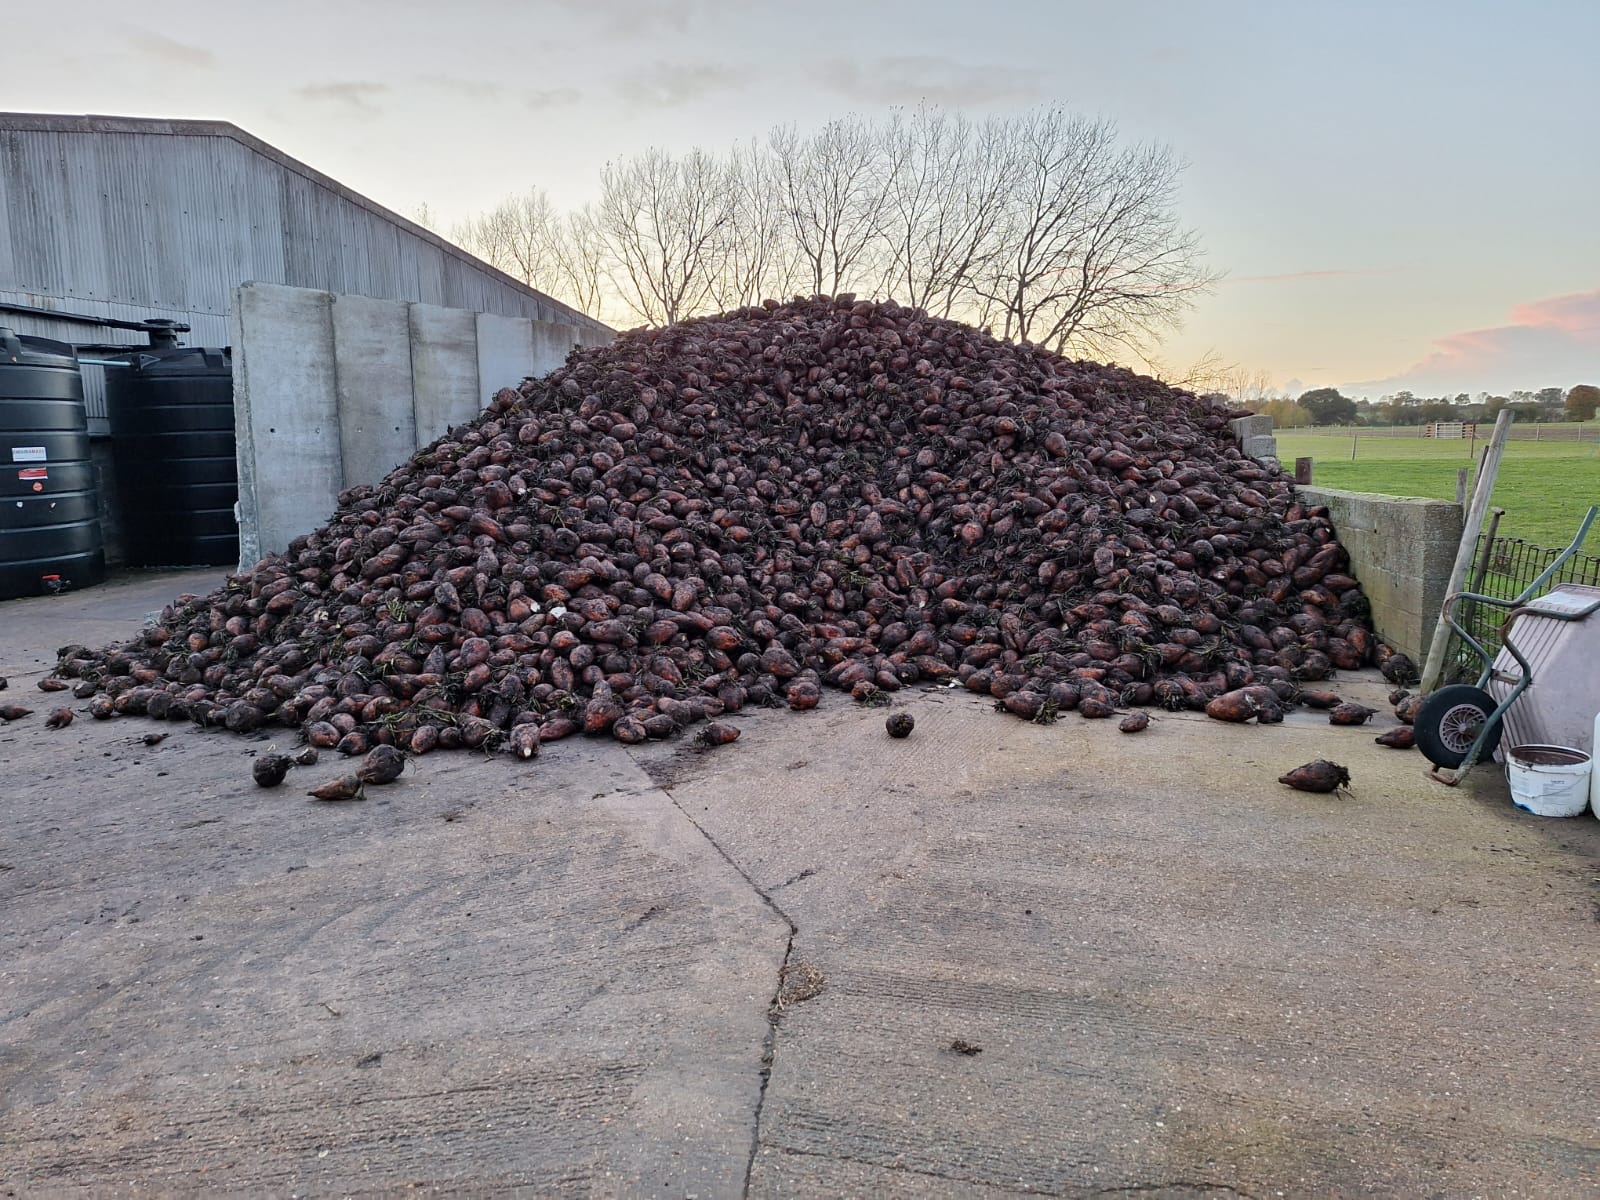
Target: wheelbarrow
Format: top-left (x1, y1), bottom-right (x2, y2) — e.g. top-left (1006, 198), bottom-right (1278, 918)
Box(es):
top-left (1415, 505), bottom-right (1600, 785)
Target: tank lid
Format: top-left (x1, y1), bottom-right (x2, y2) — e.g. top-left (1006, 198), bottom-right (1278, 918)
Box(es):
top-left (0, 327), bottom-right (79, 367)
top-left (124, 345), bottom-right (232, 374)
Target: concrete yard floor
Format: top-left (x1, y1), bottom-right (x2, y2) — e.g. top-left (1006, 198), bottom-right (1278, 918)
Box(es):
top-left (1, 572), bottom-right (1597, 1197)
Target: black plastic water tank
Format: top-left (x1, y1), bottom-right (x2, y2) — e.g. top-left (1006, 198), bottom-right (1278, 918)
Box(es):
top-left (0, 328), bottom-right (105, 600)
top-left (108, 345), bottom-right (237, 567)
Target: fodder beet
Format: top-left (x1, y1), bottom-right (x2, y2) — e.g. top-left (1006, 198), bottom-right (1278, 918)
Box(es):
top-left (55, 297), bottom-right (1379, 759)
top-left (1328, 703), bottom-right (1376, 726)
top-left (1278, 759), bottom-right (1351, 793)
top-left (1394, 694), bottom-right (1424, 724)
top-left (253, 753), bottom-right (293, 787)
top-left (307, 775), bottom-right (365, 802)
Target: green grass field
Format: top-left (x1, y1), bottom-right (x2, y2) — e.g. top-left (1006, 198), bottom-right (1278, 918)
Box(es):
top-left (1274, 432), bottom-right (1600, 552)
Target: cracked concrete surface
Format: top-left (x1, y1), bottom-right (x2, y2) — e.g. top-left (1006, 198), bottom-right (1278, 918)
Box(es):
top-left (3, 571), bottom-right (1598, 1197)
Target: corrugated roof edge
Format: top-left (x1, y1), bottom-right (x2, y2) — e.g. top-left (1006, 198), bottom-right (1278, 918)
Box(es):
top-left (0, 111), bottom-right (612, 338)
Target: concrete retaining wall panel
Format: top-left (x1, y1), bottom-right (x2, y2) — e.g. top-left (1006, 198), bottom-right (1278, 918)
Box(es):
top-left (232, 283), bottom-right (610, 567)
top-left (531, 321), bottom-right (583, 379)
top-left (232, 283), bottom-right (341, 568)
top-left (409, 304), bottom-right (481, 445)
top-left (333, 295), bottom-right (416, 492)
top-left (475, 313), bottom-right (537, 409)
top-left (1298, 485), bottom-right (1463, 662)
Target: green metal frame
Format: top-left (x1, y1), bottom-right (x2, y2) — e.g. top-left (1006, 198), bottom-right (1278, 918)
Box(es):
top-left (1429, 505), bottom-right (1600, 785)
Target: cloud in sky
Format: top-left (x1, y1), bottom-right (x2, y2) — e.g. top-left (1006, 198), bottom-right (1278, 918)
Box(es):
top-left (294, 82), bottom-right (389, 112)
top-left (819, 56), bottom-right (1044, 107)
top-left (1347, 290), bottom-right (1600, 396)
top-left (524, 88), bottom-right (581, 111)
top-left (546, 0), bottom-right (728, 38)
top-left (421, 77), bottom-right (580, 111)
top-left (616, 63), bottom-right (745, 107)
top-left (125, 30), bottom-right (216, 70)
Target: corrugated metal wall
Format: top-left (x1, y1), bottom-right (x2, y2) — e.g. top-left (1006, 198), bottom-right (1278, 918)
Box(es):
top-left (0, 116), bottom-right (608, 429)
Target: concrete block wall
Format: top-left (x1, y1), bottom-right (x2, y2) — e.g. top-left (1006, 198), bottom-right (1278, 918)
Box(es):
top-left (232, 282), bottom-right (608, 569)
top-left (1297, 485), bottom-right (1464, 662)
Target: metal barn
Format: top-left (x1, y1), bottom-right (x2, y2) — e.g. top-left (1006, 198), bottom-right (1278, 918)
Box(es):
top-left (0, 111), bottom-right (607, 433)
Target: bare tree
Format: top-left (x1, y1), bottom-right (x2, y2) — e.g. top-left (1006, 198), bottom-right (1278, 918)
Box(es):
top-left (451, 188), bottom-right (561, 291)
top-left (877, 108), bottom-right (1008, 317)
top-left (596, 148), bottom-right (736, 325)
top-left (548, 206), bottom-right (610, 322)
top-left (969, 108), bottom-right (1216, 359)
top-left (771, 117), bottom-right (888, 297)
top-left (709, 140), bottom-right (801, 311)
top-left (450, 103), bottom-right (1215, 353)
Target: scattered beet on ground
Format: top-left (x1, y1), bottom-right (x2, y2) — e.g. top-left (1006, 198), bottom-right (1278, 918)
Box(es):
top-left (54, 297), bottom-right (1386, 757)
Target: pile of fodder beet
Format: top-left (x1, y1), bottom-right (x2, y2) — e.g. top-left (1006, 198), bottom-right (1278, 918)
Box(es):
top-left (56, 296), bottom-right (1385, 756)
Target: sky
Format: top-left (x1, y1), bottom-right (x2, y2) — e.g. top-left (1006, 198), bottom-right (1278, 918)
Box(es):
top-left (2, 0), bottom-right (1596, 400)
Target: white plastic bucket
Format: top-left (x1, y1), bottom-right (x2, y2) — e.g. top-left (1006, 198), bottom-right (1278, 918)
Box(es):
top-left (1505, 745), bottom-right (1592, 818)
top-left (1591, 714), bottom-right (1600, 818)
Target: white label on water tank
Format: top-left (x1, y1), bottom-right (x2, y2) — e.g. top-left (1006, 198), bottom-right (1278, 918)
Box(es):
top-left (11, 446), bottom-right (46, 462)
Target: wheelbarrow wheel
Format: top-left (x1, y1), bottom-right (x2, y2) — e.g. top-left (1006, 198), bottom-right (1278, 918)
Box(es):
top-left (1414, 685), bottom-right (1503, 769)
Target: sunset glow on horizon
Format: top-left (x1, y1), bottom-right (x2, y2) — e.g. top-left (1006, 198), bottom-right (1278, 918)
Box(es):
top-left (2, 0), bottom-right (1593, 399)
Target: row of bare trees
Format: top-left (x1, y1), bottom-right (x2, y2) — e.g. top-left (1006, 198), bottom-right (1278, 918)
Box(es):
top-left (450, 106), bottom-right (1216, 359)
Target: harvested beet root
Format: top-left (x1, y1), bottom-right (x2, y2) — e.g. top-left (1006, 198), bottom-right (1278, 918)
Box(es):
top-left (1328, 703), bottom-right (1376, 726)
top-left (508, 723), bottom-right (541, 760)
top-left (1119, 711), bottom-right (1150, 733)
top-left (1387, 688), bottom-right (1411, 707)
top-left (1205, 686), bottom-right (1278, 723)
top-left (87, 696), bottom-right (114, 720)
top-left (1381, 654), bottom-right (1418, 686)
top-left (141, 732), bottom-right (168, 746)
top-left (307, 775), bottom-right (365, 802)
top-left (1394, 694), bottom-right (1424, 724)
top-left (253, 753), bottom-right (293, 787)
top-left (699, 722), bottom-right (741, 746)
top-left (1278, 759), bottom-right (1352, 793)
top-left (356, 744), bottom-right (407, 785)
top-left (0, 705), bottom-right (32, 721)
top-left (52, 298), bottom-right (1378, 759)
top-left (36, 678), bottom-right (66, 692)
top-left (1298, 691), bottom-right (1342, 710)
top-left (293, 746), bottom-right (319, 766)
top-left (1374, 727), bottom-right (1415, 749)
top-left (45, 707), bottom-right (74, 729)
top-left (886, 712), bottom-right (915, 738)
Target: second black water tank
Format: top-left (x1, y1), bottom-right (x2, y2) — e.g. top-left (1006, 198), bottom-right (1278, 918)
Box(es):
top-left (109, 345), bottom-right (238, 567)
